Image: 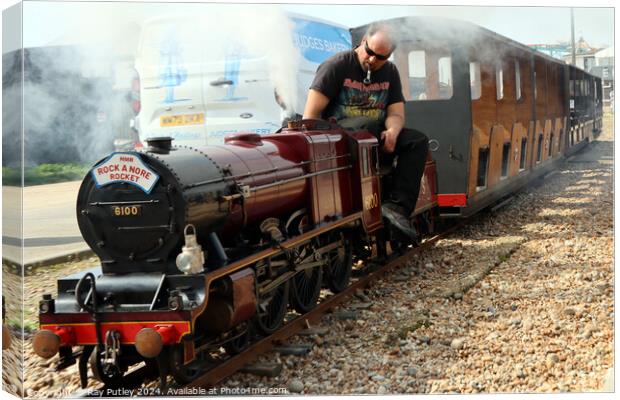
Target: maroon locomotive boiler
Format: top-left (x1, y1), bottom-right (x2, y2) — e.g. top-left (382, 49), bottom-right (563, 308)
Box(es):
top-left (32, 119), bottom-right (437, 386)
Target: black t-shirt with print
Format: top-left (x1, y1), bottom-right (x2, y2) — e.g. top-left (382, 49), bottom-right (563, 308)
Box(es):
top-left (309, 49), bottom-right (404, 124)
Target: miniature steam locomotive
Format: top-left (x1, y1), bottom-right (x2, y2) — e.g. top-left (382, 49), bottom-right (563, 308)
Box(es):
top-left (32, 15), bottom-right (602, 388)
top-left (32, 120), bottom-right (437, 386)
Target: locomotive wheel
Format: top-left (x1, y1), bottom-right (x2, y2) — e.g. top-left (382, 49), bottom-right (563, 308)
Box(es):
top-left (89, 349), bottom-right (125, 386)
top-left (290, 262), bottom-right (323, 314)
top-left (255, 280), bottom-right (290, 335)
top-left (325, 236), bottom-right (353, 293)
top-left (223, 323), bottom-right (253, 355)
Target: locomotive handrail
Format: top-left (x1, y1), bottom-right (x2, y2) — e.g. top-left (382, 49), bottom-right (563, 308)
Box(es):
top-left (88, 200), bottom-right (161, 206)
top-left (184, 154), bottom-right (351, 190)
top-left (116, 224), bottom-right (172, 231)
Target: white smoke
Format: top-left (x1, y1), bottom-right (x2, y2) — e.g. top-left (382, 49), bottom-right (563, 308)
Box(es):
top-left (5, 3), bottom-right (303, 169)
top-left (232, 6), bottom-right (300, 117)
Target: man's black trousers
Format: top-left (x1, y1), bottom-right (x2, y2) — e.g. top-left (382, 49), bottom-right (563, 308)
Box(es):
top-left (339, 117), bottom-right (429, 215)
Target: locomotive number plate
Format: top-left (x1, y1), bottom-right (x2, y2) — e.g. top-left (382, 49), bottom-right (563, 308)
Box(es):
top-left (160, 113), bottom-right (204, 127)
top-left (111, 205), bottom-right (142, 217)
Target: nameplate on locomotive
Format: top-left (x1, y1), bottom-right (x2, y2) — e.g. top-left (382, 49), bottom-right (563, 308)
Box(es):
top-left (91, 152), bottom-right (159, 194)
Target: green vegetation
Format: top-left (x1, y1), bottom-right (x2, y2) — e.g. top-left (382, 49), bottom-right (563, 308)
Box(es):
top-left (3, 163), bottom-right (90, 186)
top-left (7, 316), bottom-right (37, 333)
top-left (498, 253), bottom-right (511, 263)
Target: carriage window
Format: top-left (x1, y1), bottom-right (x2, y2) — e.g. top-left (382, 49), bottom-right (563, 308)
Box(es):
top-left (519, 138), bottom-right (527, 170)
top-left (594, 82), bottom-right (597, 98)
top-left (501, 143), bottom-right (511, 178)
top-left (496, 66), bottom-right (504, 100)
top-left (407, 51), bottom-right (453, 100)
top-left (548, 134), bottom-right (554, 157)
top-left (438, 56), bottom-right (453, 99)
top-left (515, 61), bottom-right (522, 100)
top-left (362, 147), bottom-right (370, 177)
top-left (408, 51), bottom-right (427, 100)
top-left (476, 148), bottom-right (489, 191)
top-left (533, 71), bottom-right (537, 100)
top-left (470, 62), bottom-right (481, 100)
top-left (536, 134), bottom-right (543, 163)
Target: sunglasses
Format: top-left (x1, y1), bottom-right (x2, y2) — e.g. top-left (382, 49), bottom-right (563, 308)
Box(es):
top-left (364, 41), bottom-right (391, 61)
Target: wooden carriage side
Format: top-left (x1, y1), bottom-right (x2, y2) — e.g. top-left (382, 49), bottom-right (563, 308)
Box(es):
top-left (352, 16), bottom-right (600, 218)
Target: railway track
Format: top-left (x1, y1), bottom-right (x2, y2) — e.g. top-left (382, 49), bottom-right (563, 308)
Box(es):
top-left (71, 221), bottom-right (464, 398)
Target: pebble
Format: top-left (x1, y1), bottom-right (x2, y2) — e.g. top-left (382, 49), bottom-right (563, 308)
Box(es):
top-left (514, 363), bottom-right (527, 379)
top-left (546, 353), bottom-right (560, 368)
top-left (417, 335), bottom-right (431, 345)
top-left (564, 307), bottom-right (576, 316)
top-left (287, 379), bottom-right (305, 393)
top-left (450, 338), bottom-right (465, 350)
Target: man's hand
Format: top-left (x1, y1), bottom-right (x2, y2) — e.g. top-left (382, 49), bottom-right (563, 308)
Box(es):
top-left (381, 127), bottom-right (399, 153)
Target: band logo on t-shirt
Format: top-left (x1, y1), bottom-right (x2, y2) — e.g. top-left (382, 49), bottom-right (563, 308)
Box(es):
top-left (333, 78), bottom-right (391, 121)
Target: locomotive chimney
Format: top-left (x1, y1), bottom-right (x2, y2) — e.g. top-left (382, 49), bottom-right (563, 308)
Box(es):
top-left (146, 137), bottom-right (173, 153)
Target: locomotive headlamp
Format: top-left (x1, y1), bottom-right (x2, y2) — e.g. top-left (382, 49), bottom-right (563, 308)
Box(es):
top-left (176, 224), bottom-right (205, 274)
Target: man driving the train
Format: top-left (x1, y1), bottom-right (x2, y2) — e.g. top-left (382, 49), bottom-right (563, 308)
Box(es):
top-left (303, 23), bottom-right (429, 241)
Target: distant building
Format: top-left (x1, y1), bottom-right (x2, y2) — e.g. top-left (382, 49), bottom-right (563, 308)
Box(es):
top-left (590, 47), bottom-right (614, 110)
top-left (529, 37), bottom-right (614, 111)
top-left (561, 36), bottom-right (599, 71)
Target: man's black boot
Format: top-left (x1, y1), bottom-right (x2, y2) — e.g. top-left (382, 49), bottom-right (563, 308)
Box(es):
top-left (381, 202), bottom-right (418, 242)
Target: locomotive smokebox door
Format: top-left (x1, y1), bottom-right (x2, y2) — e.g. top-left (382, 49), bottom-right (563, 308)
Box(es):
top-left (77, 146), bottom-right (230, 274)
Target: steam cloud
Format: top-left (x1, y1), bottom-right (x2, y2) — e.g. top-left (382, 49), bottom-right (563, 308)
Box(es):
top-left (3, 43), bottom-right (135, 168)
top-left (2, 4), bottom-right (301, 168)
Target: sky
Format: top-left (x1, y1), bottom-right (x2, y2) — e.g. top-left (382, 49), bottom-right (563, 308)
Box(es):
top-left (0, 0), bottom-right (614, 53)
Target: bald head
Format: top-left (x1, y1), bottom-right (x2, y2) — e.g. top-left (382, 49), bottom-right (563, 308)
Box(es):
top-left (357, 23), bottom-right (396, 71)
top-left (364, 23), bottom-right (396, 53)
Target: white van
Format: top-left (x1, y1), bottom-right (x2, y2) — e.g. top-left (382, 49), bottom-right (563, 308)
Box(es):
top-left (129, 11), bottom-right (352, 148)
